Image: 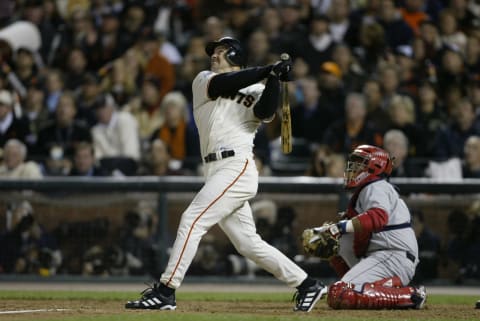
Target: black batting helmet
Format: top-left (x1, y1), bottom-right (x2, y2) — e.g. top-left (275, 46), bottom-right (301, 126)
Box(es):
top-left (205, 37), bottom-right (247, 67)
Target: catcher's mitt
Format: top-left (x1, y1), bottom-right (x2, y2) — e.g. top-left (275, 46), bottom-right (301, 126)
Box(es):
top-left (301, 222), bottom-right (340, 260)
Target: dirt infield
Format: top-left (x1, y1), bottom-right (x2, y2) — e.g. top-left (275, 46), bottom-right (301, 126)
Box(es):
top-left (1, 298), bottom-right (479, 321)
top-left (1, 282), bottom-right (479, 320)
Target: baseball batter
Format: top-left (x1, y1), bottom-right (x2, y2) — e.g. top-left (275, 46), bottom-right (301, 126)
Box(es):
top-left (303, 145), bottom-right (427, 309)
top-left (126, 37), bottom-right (325, 312)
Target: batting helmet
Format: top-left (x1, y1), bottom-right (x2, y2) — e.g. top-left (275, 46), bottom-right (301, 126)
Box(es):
top-left (344, 145), bottom-right (393, 189)
top-left (205, 36), bottom-right (247, 67)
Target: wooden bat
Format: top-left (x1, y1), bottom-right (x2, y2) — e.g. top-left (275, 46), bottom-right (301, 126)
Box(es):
top-left (280, 53), bottom-right (292, 154)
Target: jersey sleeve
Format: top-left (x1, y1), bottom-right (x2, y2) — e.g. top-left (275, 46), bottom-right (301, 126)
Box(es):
top-left (355, 183), bottom-right (390, 233)
top-left (192, 70), bottom-right (215, 109)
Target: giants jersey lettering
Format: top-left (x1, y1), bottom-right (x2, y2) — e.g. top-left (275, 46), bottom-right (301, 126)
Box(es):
top-left (192, 70), bottom-right (264, 158)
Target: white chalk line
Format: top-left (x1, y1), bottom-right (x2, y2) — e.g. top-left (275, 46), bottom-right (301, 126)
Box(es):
top-left (0, 308), bottom-right (70, 315)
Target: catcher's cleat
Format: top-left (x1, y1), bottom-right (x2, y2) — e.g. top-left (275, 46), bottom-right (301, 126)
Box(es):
top-left (411, 285), bottom-right (427, 309)
top-left (293, 280), bottom-right (328, 312)
top-left (125, 282), bottom-right (176, 310)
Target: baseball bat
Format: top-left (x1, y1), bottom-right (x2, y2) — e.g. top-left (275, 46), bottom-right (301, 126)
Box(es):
top-left (280, 53), bottom-right (292, 154)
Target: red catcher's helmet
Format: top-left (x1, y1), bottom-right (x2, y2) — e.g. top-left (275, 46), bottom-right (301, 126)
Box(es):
top-left (344, 145), bottom-right (393, 189)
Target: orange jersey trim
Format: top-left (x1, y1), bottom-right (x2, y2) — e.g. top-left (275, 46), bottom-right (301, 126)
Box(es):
top-left (166, 159), bottom-right (249, 286)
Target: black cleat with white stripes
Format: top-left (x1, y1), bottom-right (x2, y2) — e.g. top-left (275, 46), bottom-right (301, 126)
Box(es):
top-left (125, 283), bottom-right (176, 310)
top-left (293, 280), bottom-right (327, 312)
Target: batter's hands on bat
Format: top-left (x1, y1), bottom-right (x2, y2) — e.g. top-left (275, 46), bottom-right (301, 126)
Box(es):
top-left (271, 59), bottom-right (292, 81)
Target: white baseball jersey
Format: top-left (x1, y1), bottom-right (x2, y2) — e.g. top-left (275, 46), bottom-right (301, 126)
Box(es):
top-left (339, 180), bottom-right (419, 289)
top-left (192, 70), bottom-right (264, 159)
top-left (160, 69), bottom-right (308, 289)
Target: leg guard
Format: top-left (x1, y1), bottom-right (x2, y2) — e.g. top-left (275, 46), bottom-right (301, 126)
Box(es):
top-left (372, 276), bottom-right (403, 288)
top-left (327, 280), bottom-right (417, 309)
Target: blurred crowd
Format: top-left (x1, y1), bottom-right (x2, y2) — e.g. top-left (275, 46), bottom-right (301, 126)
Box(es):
top-left (0, 0), bottom-right (478, 178)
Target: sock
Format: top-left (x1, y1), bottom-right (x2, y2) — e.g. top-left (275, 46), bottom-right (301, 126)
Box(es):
top-left (159, 282), bottom-right (175, 296)
top-left (297, 276), bottom-right (316, 290)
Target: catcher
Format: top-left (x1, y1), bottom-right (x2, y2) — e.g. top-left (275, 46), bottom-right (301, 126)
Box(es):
top-left (302, 145), bottom-right (427, 309)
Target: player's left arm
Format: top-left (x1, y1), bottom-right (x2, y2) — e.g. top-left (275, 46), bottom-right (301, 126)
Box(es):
top-left (332, 187), bottom-right (390, 236)
top-left (253, 74), bottom-right (279, 120)
top-left (208, 66), bottom-right (272, 99)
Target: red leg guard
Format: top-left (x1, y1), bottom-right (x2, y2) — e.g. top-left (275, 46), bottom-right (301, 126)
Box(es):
top-left (371, 276), bottom-right (403, 288)
top-left (327, 281), bottom-right (416, 309)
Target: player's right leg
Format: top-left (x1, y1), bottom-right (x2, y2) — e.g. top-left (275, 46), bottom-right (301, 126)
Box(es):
top-left (219, 202), bottom-right (327, 312)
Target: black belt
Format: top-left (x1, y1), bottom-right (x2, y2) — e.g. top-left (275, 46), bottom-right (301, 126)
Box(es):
top-left (204, 150), bottom-right (235, 163)
top-left (406, 251), bottom-right (415, 263)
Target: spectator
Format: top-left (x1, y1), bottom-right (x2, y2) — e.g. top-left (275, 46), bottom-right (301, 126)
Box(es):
top-left (327, 0), bottom-right (354, 44)
top-left (118, 3), bottom-right (148, 53)
top-left (332, 43), bottom-right (366, 93)
top-left (417, 19), bottom-right (443, 64)
top-left (354, 22), bottom-right (387, 74)
top-left (448, 0), bottom-right (479, 34)
top-left (101, 50), bottom-right (141, 107)
top-left (75, 73), bottom-right (103, 127)
top-left (246, 29), bottom-right (276, 67)
top-left (383, 129), bottom-right (425, 177)
top-left (322, 92), bottom-right (383, 155)
top-left (149, 91), bottom-right (200, 172)
top-left (363, 78), bottom-right (391, 132)
top-left (437, 8), bottom-right (467, 54)
top-left (44, 69), bottom-right (64, 114)
top-left (462, 135), bottom-right (480, 178)
top-left (304, 144), bottom-right (333, 177)
top-left (317, 61), bottom-right (347, 124)
top-left (379, 64), bottom-right (403, 109)
top-left (295, 13), bottom-right (334, 74)
top-left (138, 138), bottom-right (184, 176)
top-left (411, 209), bottom-right (442, 283)
top-left (64, 48), bottom-right (89, 90)
top-left (290, 77), bottom-right (325, 145)
top-left (13, 47), bottom-right (40, 90)
top-left (0, 90), bottom-right (31, 148)
top-left (399, 0), bottom-right (430, 35)
top-left (259, 7), bottom-right (283, 54)
top-left (465, 36), bottom-right (480, 75)
top-left (0, 200), bottom-right (61, 275)
top-left (140, 32), bottom-right (176, 105)
top-left (278, 0), bottom-right (308, 56)
top-left (35, 91), bottom-right (92, 159)
top-left (393, 45), bottom-right (418, 97)
top-left (125, 75), bottom-right (164, 143)
top-left (387, 94), bottom-right (425, 157)
top-left (377, 0), bottom-right (415, 49)
top-left (433, 98), bottom-right (480, 159)
top-left (91, 93), bottom-right (141, 166)
top-left (324, 153), bottom-right (346, 178)
top-left (69, 142), bottom-right (108, 177)
top-left (445, 209), bottom-right (470, 282)
top-left (22, 81), bottom-right (49, 146)
top-left (118, 205), bottom-right (160, 276)
top-left (415, 80), bottom-right (447, 157)
top-left (42, 145), bottom-right (71, 176)
top-left (437, 47), bottom-right (468, 104)
top-left (0, 138), bottom-right (42, 178)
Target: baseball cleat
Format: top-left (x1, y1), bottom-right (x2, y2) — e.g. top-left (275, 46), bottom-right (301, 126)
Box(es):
top-left (293, 280), bottom-right (328, 312)
top-left (411, 285), bottom-right (427, 309)
top-left (125, 282), bottom-right (176, 310)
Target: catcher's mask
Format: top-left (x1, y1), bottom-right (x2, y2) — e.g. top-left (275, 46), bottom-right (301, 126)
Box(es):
top-left (344, 145), bottom-right (393, 189)
top-left (205, 36), bottom-right (247, 67)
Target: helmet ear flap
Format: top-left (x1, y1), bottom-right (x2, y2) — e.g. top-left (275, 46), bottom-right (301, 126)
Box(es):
top-left (225, 47), bottom-right (238, 66)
